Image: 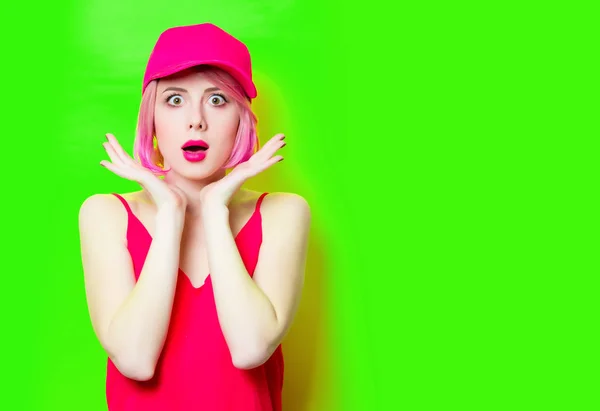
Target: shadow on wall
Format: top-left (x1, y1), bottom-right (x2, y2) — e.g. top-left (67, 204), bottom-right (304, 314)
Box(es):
top-left (246, 172), bottom-right (331, 411)
top-left (281, 228), bottom-right (330, 411)
top-left (246, 74), bottom-right (332, 410)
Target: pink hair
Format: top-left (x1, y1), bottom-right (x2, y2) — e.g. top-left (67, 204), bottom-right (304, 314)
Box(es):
top-left (133, 65), bottom-right (259, 176)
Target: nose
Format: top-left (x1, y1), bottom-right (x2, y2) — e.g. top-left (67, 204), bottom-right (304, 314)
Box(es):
top-left (189, 121), bottom-right (204, 130)
top-left (189, 108), bottom-right (206, 131)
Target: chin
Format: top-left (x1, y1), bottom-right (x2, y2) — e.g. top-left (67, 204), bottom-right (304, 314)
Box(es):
top-left (163, 149), bottom-right (231, 178)
top-left (167, 161), bottom-right (227, 181)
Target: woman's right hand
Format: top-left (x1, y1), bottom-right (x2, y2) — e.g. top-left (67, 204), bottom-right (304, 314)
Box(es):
top-left (100, 133), bottom-right (187, 218)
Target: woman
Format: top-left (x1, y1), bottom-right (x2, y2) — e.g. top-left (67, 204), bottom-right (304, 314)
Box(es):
top-left (78, 23), bottom-right (310, 411)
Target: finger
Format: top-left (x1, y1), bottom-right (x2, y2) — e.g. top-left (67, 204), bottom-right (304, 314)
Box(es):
top-left (167, 184), bottom-right (184, 197)
top-left (269, 154), bottom-right (284, 165)
top-left (100, 160), bottom-right (131, 179)
top-left (263, 140), bottom-right (286, 162)
top-left (254, 155), bottom-right (284, 175)
top-left (255, 154), bottom-right (284, 172)
top-left (106, 133), bottom-right (135, 164)
top-left (167, 185), bottom-right (188, 205)
top-left (103, 142), bottom-right (124, 166)
top-left (105, 133), bottom-right (132, 164)
top-left (257, 133), bottom-right (284, 152)
top-left (254, 134), bottom-right (286, 161)
top-left (264, 133), bottom-right (285, 150)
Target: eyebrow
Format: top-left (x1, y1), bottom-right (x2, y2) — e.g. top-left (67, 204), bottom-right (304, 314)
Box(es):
top-left (161, 86), bottom-right (221, 94)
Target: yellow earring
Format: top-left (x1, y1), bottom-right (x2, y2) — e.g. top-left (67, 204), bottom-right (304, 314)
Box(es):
top-left (153, 136), bottom-right (164, 169)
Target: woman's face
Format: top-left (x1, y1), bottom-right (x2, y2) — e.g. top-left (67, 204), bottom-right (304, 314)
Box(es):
top-left (154, 68), bottom-right (240, 180)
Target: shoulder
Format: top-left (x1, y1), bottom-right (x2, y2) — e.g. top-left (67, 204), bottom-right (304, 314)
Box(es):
top-left (79, 193), bottom-right (121, 221)
top-left (79, 191), bottom-right (143, 215)
top-left (261, 191), bottom-right (311, 230)
top-left (262, 191), bottom-right (310, 213)
top-left (78, 191), bottom-right (140, 233)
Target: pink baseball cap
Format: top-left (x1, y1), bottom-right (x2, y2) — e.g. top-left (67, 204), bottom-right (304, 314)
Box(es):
top-left (142, 23), bottom-right (257, 99)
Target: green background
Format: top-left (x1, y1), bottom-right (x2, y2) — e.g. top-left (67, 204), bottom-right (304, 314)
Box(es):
top-left (1, 1), bottom-right (598, 410)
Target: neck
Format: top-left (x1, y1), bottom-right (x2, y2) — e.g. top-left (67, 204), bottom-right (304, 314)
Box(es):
top-left (163, 169), bottom-right (227, 216)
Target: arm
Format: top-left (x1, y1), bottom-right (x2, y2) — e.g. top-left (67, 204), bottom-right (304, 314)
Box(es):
top-left (79, 194), bottom-right (183, 381)
top-left (203, 193), bottom-right (311, 369)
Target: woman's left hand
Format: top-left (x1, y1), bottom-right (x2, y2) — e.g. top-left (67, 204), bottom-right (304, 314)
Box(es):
top-left (200, 133), bottom-right (286, 210)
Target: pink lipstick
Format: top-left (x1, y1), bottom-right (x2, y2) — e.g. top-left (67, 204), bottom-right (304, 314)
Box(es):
top-left (181, 139), bottom-right (209, 162)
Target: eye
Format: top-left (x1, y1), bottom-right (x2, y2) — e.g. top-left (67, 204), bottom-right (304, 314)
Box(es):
top-left (208, 94), bottom-right (228, 106)
top-left (166, 94), bottom-right (184, 106)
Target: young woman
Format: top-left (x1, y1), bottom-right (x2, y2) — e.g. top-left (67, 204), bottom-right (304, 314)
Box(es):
top-left (78, 23), bottom-right (310, 411)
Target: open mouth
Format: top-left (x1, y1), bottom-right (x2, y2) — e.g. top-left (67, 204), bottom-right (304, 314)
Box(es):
top-left (182, 146), bottom-right (208, 152)
top-left (182, 139), bottom-right (210, 152)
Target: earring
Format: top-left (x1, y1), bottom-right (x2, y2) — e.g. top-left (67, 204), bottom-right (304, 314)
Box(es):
top-left (153, 136), bottom-right (164, 169)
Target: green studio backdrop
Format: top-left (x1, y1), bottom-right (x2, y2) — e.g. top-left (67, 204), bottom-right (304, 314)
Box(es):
top-left (0, 1), bottom-right (598, 410)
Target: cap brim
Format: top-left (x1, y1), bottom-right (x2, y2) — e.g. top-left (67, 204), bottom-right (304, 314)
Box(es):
top-left (144, 59), bottom-right (257, 99)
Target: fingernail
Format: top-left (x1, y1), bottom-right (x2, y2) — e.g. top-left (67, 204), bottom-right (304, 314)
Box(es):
top-left (282, 143), bottom-right (287, 147)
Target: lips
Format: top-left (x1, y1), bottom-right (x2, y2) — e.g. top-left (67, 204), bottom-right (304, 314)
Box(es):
top-left (182, 139), bottom-right (209, 162)
top-left (182, 139), bottom-right (209, 152)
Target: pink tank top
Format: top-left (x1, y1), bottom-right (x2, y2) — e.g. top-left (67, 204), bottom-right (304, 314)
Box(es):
top-left (106, 192), bottom-right (284, 411)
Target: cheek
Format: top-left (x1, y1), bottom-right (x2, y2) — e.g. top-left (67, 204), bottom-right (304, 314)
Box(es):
top-left (223, 110), bottom-right (241, 136)
top-left (154, 109), bottom-right (175, 134)
top-left (211, 111), bottom-right (240, 145)
top-left (153, 116), bottom-right (175, 158)
top-left (154, 110), bottom-right (183, 147)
